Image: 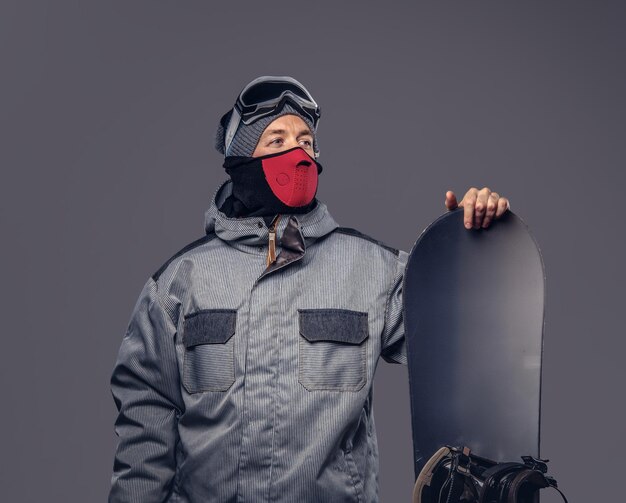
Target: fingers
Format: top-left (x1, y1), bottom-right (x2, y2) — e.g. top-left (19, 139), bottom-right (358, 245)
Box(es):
top-left (473, 187), bottom-right (491, 229)
top-left (456, 187), bottom-right (511, 229)
top-left (445, 190), bottom-right (458, 210)
top-left (495, 196), bottom-right (510, 218)
top-left (462, 188), bottom-right (478, 229)
top-left (481, 192), bottom-right (499, 228)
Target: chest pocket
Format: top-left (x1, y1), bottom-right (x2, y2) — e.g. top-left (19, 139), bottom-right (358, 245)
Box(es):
top-left (298, 308), bottom-right (369, 392)
top-left (182, 309), bottom-right (237, 393)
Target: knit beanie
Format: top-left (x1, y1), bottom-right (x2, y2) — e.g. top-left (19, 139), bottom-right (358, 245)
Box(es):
top-left (215, 102), bottom-right (319, 157)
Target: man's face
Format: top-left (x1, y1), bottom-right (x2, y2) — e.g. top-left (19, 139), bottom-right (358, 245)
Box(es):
top-left (252, 114), bottom-right (315, 159)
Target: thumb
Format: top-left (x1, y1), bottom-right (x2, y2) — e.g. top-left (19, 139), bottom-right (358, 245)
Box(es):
top-left (445, 190), bottom-right (458, 210)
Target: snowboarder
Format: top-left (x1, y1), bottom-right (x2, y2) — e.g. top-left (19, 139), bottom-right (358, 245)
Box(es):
top-left (108, 75), bottom-right (510, 502)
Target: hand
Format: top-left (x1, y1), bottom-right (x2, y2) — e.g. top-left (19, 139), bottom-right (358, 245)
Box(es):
top-left (445, 187), bottom-right (510, 229)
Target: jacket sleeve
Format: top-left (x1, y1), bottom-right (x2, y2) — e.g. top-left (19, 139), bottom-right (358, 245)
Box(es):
top-left (380, 249), bottom-right (409, 365)
top-left (109, 276), bottom-right (184, 503)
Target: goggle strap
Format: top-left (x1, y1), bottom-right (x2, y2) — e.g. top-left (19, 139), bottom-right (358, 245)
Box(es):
top-left (224, 107), bottom-right (241, 156)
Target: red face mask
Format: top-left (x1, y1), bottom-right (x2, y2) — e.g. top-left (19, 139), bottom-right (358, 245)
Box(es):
top-left (261, 147), bottom-right (319, 207)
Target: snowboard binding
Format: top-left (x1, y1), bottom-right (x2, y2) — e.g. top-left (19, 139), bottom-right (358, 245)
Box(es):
top-left (413, 446), bottom-right (567, 503)
top-left (412, 445), bottom-right (569, 503)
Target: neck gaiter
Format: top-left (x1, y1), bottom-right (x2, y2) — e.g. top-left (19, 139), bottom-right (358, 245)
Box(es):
top-left (219, 147), bottom-right (323, 219)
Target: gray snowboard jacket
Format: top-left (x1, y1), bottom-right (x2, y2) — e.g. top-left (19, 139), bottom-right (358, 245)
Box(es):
top-left (109, 178), bottom-right (409, 503)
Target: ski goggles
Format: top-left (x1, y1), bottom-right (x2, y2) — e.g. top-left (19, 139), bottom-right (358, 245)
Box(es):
top-left (223, 76), bottom-right (321, 156)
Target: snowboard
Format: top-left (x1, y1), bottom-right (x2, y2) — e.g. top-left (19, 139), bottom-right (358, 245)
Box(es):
top-left (402, 208), bottom-right (545, 479)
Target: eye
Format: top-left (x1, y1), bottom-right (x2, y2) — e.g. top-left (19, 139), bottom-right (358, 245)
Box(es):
top-left (299, 139), bottom-right (312, 148)
top-left (269, 137), bottom-right (284, 146)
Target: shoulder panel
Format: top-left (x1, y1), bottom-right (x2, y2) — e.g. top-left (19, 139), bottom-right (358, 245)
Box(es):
top-left (333, 227), bottom-right (399, 256)
top-left (151, 233), bottom-right (218, 282)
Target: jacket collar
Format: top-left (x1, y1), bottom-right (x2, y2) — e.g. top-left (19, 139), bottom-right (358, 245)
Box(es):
top-left (204, 179), bottom-right (339, 252)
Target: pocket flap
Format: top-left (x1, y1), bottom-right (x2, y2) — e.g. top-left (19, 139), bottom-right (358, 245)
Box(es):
top-left (183, 309), bottom-right (237, 348)
top-left (298, 308), bottom-right (368, 344)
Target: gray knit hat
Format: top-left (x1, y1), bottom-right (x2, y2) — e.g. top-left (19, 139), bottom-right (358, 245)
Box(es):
top-left (215, 102), bottom-right (319, 157)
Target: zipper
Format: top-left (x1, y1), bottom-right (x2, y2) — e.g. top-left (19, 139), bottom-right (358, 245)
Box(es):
top-left (266, 214), bottom-right (282, 266)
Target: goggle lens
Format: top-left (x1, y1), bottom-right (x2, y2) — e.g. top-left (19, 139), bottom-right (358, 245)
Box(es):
top-left (240, 81), bottom-right (313, 107)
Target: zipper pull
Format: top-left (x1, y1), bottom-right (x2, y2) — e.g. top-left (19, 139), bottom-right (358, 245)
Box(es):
top-left (267, 214), bottom-right (281, 266)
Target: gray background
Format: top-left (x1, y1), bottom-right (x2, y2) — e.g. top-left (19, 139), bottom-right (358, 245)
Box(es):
top-left (1, 1), bottom-right (624, 501)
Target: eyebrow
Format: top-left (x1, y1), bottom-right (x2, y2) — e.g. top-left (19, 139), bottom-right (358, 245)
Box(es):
top-left (264, 128), bottom-right (313, 137)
